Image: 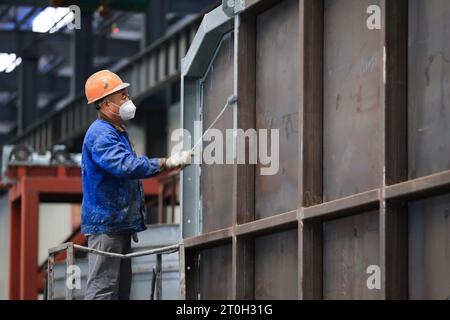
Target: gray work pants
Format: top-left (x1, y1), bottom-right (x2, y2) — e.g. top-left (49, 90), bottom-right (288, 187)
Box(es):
top-left (84, 234), bottom-right (132, 300)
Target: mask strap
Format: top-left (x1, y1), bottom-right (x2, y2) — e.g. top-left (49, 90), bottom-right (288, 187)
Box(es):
top-left (104, 100), bottom-right (121, 117)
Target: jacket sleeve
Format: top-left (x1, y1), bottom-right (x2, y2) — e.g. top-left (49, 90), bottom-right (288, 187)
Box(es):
top-left (90, 130), bottom-right (160, 179)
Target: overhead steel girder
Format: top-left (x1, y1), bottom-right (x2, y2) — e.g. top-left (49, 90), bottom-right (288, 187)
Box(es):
top-left (0, 0), bottom-right (217, 13)
top-left (0, 30), bottom-right (140, 59)
top-left (10, 13), bottom-right (202, 153)
top-left (0, 72), bottom-right (70, 93)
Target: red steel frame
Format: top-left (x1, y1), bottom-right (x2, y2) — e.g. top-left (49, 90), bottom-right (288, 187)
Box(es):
top-left (5, 165), bottom-right (162, 300)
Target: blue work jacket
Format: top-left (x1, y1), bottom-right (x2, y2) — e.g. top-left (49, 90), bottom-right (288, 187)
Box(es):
top-left (81, 118), bottom-right (160, 235)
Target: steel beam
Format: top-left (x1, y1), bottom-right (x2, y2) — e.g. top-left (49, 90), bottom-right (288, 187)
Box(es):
top-left (8, 199), bottom-right (20, 300)
top-left (0, 31), bottom-right (140, 59)
top-left (18, 50), bottom-right (38, 134)
top-left (142, 0), bottom-right (166, 48)
top-left (10, 14), bottom-right (201, 151)
top-left (20, 190), bottom-right (39, 300)
top-left (0, 0), bottom-right (218, 13)
top-left (0, 72), bottom-right (69, 90)
top-left (70, 10), bottom-right (93, 97)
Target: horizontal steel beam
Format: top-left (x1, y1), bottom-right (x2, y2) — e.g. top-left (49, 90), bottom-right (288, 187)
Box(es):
top-left (302, 189), bottom-right (380, 221)
top-left (0, 0), bottom-right (219, 13)
top-left (235, 210), bottom-right (297, 236)
top-left (10, 13), bottom-right (202, 152)
top-left (179, 170), bottom-right (450, 250)
top-left (0, 30), bottom-right (140, 59)
top-left (0, 72), bottom-right (70, 94)
top-left (183, 227), bottom-right (233, 249)
top-left (385, 170), bottom-right (450, 201)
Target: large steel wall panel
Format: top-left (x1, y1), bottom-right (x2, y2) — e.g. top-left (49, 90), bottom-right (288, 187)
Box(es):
top-left (408, 193), bottom-right (450, 299)
top-left (255, 0), bottom-right (300, 219)
top-left (323, 210), bottom-right (381, 299)
top-left (408, 0), bottom-right (450, 179)
top-left (254, 229), bottom-right (298, 299)
top-left (199, 243), bottom-right (232, 299)
top-left (323, 0), bottom-right (383, 201)
top-left (200, 33), bottom-right (234, 233)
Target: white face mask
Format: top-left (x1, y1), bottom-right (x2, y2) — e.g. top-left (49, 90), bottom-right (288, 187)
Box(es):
top-left (109, 100), bottom-right (137, 120)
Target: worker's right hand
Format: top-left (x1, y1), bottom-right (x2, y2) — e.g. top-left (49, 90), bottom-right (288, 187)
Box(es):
top-left (162, 150), bottom-right (192, 170)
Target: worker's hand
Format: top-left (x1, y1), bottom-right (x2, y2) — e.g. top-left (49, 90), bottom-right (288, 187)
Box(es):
top-left (162, 150), bottom-right (193, 170)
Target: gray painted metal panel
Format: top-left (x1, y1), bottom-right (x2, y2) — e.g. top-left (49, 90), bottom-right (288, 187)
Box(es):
top-left (255, 0), bottom-right (300, 219)
top-left (181, 78), bottom-right (201, 238)
top-left (181, 5), bottom-right (234, 239)
top-left (200, 32), bottom-right (235, 233)
top-left (182, 6), bottom-right (233, 77)
top-left (254, 229), bottom-right (298, 299)
top-left (323, 211), bottom-right (381, 300)
top-left (408, 0), bottom-right (450, 179)
top-left (409, 194), bottom-right (450, 300)
top-left (323, 0), bottom-right (383, 201)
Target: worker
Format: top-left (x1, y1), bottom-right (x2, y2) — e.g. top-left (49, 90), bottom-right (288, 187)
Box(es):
top-left (82, 70), bottom-right (191, 300)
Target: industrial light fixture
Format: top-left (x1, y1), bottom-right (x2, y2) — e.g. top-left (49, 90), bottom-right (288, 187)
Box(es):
top-left (50, 145), bottom-right (71, 165)
top-left (9, 144), bottom-right (33, 163)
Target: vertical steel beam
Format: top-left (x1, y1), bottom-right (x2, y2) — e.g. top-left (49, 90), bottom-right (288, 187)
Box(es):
top-left (142, 0), bottom-right (167, 49)
top-left (8, 199), bottom-right (21, 300)
top-left (155, 253), bottom-right (162, 300)
top-left (20, 188), bottom-right (39, 300)
top-left (232, 11), bottom-right (256, 300)
top-left (66, 243), bottom-right (74, 300)
top-left (298, 0), bottom-right (324, 300)
top-left (70, 10), bottom-right (93, 98)
top-left (47, 254), bottom-right (55, 300)
top-left (18, 50), bottom-right (38, 134)
top-left (381, 0), bottom-right (408, 300)
top-left (158, 183), bottom-right (165, 223)
top-left (178, 243), bottom-right (186, 299)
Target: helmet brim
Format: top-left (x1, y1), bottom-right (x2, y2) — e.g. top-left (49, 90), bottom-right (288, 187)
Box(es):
top-left (87, 82), bottom-right (130, 104)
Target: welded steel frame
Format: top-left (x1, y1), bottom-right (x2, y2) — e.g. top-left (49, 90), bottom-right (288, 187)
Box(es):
top-left (7, 165), bottom-right (163, 300)
top-left (179, 0), bottom-right (450, 300)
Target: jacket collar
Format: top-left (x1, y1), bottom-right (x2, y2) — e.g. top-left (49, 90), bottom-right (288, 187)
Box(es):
top-left (97, 112), bottom-right (127, 133)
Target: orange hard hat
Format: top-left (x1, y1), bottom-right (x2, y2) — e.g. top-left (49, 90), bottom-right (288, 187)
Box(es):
top-left (85, 70), bottom-right (130, 104)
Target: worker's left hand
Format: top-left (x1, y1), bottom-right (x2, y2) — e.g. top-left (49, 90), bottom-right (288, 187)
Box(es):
top-left (162, 150), bottom-right (193, 170)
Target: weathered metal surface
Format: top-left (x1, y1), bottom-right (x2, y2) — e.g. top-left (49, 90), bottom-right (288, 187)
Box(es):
top-left (255, 0), bottom-right (299, 219)
top-left (47, 254), bottom-right (54, 300)
top-left (201, 32), bottom-right (234, 233)
top-left (408, 0), bottom-right (450, 179)
top-left (408, 193), bottom-right (450, 299)
top-left (323, 0), bottom-right (382, 201)
top-left (323, 210), bottom-right (381, 299)
top-left (254, 229), bottom-right (298, 299)
top-left (65, 243), bottom-right (74, 300)
top-left (155, 254), bottom-right (162, 300)
top-left (199, 243), bottom-right (232, 299)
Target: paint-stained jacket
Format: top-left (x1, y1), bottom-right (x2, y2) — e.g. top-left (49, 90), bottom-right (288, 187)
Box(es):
top-left (81, 118), bottom-right (160, 234)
